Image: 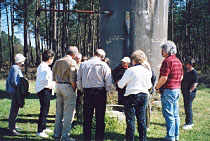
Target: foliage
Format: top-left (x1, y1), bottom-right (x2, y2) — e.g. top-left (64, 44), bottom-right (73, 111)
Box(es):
top-left (168, 0), bottom-right (210, 70)
top-left (0, 80), bottom-right (210, 140)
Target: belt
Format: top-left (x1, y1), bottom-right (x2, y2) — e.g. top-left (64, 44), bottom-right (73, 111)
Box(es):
top-left (84, 87), bottom-right (105, 90)
top-left (57, 82), bottom-right (71, 84)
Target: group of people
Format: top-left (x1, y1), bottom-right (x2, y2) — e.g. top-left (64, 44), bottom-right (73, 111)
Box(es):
top-left (5, 40), bottom-right (198, 141)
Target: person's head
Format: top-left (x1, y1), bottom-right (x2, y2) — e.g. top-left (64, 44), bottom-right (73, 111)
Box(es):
top-left (185, 56), bottom-right (195, 68)
top-left (131, 49), bottom-right (147, 66)
top-left (66, 46), bottom-right (79, 58)
top-left (95, 49), bottom-right (106, 60)
top-left (160, 40), bottom-right (177, 57)
top-left (15, 53), bottom-right (26, 66)
top-left (121, 57), bottom-right (130, 67)
top-left (103, 57), bottom-right (110, 65)
top-left (42, 49), bottom-right (55, 65)
top-left (75, 53), bottom-right (82, 64)
top-left (82, 56), bottom-right (88, 62)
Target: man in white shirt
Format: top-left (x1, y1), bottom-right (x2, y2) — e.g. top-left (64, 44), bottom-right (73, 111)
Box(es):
top-left (35, 49), bottom-right (56, 138)
top-left (77, 49), bottom-right (112, 141)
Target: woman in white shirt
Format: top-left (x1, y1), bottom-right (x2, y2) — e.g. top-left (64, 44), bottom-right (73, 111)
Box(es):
top-left (35, 49), bottom-right (56, 138)
top-left (118, 49), bottom-right (152, 141)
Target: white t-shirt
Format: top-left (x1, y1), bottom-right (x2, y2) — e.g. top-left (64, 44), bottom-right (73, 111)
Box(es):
top-left (35, 62), bottom-right (56, 93)
top-left (118, 64), bottom-right (152, 96)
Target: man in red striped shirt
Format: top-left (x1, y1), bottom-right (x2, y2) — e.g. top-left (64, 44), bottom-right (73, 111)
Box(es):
top-left (156, 40), bottom-right (183, 141)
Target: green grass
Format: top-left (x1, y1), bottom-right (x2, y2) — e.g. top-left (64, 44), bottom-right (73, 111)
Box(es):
top-left (0, 80), bottom-right (210, 140)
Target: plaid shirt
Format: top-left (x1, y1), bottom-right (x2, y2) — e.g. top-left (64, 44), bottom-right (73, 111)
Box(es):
top-left (160, 55), bottom-right (183, 89)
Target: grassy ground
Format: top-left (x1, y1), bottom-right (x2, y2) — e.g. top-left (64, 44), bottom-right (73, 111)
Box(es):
top-left (0, 79), bottom-right (210, 140)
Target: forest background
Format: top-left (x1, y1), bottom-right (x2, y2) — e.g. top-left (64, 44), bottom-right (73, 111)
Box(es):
top-left (0, 0), bottom-right (209, 78)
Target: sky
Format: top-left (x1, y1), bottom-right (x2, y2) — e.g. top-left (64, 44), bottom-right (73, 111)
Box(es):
top-left (1, 0), bottom-right (76, 48)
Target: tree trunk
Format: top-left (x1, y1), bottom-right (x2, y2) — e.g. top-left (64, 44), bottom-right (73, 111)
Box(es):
top-left (45, 0), bottom-right (49, 47)
top-left (24, 0), bottom-right (29, 74)
top-left (0, 3), bottom-right (2, 70)
top-left (6, 5), bottom-right (11, 64)
top-left (52, 0), bottom-right (57, 56)
top-left (186, 0), bottom-right (192, 57)
top-left (57, 0), bottom-right (61, 57)
top-left (35, 0), bottom-right (41, 66)
top-left (28, 30), bottom-right (33, 64)
top-left (10, 0), bottom-right (15, 64)
top-left (62, 0), bottom-right (67, 56)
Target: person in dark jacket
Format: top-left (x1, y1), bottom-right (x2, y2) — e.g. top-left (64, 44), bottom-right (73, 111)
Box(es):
top-left (181, 56), bottom-right (198, 130)
top-left (112, 57), bottom-right (130, 105)
top-left (6, 53), bottom-right (26, 135)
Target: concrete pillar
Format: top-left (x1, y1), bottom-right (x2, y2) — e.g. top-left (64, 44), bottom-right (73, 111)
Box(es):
top-left (100, 0), bottom-right (169, 77)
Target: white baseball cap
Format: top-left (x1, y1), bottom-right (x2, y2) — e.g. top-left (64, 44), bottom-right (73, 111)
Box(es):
top-left (121, 57), bottom-right (131, 63)
top-left (15, 54), bottom-right (26, 63)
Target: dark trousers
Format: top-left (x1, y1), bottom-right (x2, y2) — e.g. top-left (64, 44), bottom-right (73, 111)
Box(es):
top-left (117, 88), bottom-right (125, 105)
top-left (183, 92), bottom-right (196, 125)
top-left (83, 88), bottom-right (107, 141)
top-left (124, 93), bottom-right (148, 141)
top-left (76, 90), bottom-right (84, 122)
top-left (9, 92), bottom-right (20, 131)
top-left (37, 88), bottom-right (51, 132)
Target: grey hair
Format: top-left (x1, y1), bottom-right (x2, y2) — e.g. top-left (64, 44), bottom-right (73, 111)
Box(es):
top-left (66, 46), bottom-right (78, 55)
top-left (95, 49), bottom-right (106, 59)
top-left (75, 53), bottom-right (82, 59)
top-left (161, 40), bottom-right (177, 55)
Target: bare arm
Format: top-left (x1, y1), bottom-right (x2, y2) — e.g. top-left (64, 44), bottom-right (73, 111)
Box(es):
top-left (71, 81), bottom-right (77, 91)
top-left (155, 76), bottom-right (168, 94)
top-left (190, 83), bottom-right (198, 92)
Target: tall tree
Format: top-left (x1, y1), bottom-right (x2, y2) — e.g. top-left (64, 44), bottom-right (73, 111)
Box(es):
top-left (10, 0), bottom-right (15, 64)
top-left (0, 3), bottom-right (2, 70)
top-left (35, 0), bottom-right (41, 66)
top-left (5, 3), bottom-right (11, 64)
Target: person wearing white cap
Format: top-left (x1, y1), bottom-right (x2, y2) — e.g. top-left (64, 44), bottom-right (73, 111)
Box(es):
top-left (112, 57), bottom-right (131, 105)
top-left (6, 53), bottom-right (26, 135)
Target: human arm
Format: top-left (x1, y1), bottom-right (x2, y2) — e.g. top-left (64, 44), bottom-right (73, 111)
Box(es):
top-left (189, 83), bottom-right (198, 92)
top-left (117, 69), bottom-right (130, 89)
top-left (155, 76), bottom-right (168, 94)
top-left (104, 65), bottom-right (113, 92)
top-left (77, 63), bottom-right (83, 91)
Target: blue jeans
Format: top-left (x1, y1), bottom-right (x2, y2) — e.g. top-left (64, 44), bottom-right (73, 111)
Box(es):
top-left (83, 88), bottom-right (107, 141)
top-left (124, 93), bottom-right (148, 141)
top-left (182, 92), bottom-right (196, 125)
top-left (161, 89), bottom-right (180, 141)
top-left (37, 88), bottom-right (51, 132)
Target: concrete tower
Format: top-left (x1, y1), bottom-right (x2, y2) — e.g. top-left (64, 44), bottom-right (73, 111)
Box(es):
top-left (100, 0), bottom-right (169, 76)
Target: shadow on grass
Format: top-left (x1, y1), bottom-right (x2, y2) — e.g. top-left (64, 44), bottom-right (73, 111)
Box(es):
top-left (0, 90), bottom-right (56, 100)
top-left (0, 118), bottom-right (55, 124)
top-left (0, 128), bottom-right (51, 141)
top-left (18, 114), bottom-right (55, 118)
top-left (0, 128), bottom-right (165, 141)
top-left (150, 122), bottom-right (165, 127)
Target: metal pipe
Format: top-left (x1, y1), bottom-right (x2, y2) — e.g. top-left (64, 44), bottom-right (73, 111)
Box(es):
top-left (38, 8), bottom-right (113, 15)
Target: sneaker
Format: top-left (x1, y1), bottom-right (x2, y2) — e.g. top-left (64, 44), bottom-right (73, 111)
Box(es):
top-left (10, 129), bottom-right (22, 136)
top-left (15, 125), bottom-right (23, 131)
top-left (183, 124), bottom-right (193, 130)
top-left (175, 136), bottom-right (179, 140)
top-left (36, 132), bottom-right (49, 138)
top-left (163, 136), bottom-right (175, 141)
top-left (43, 128), bottom-right (53, 133)
top-left (62, 136), bottom-right (76, 141)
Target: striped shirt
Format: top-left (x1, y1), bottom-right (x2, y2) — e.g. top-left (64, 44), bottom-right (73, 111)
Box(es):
top-left (160, 55), bottom-right (183, 89)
